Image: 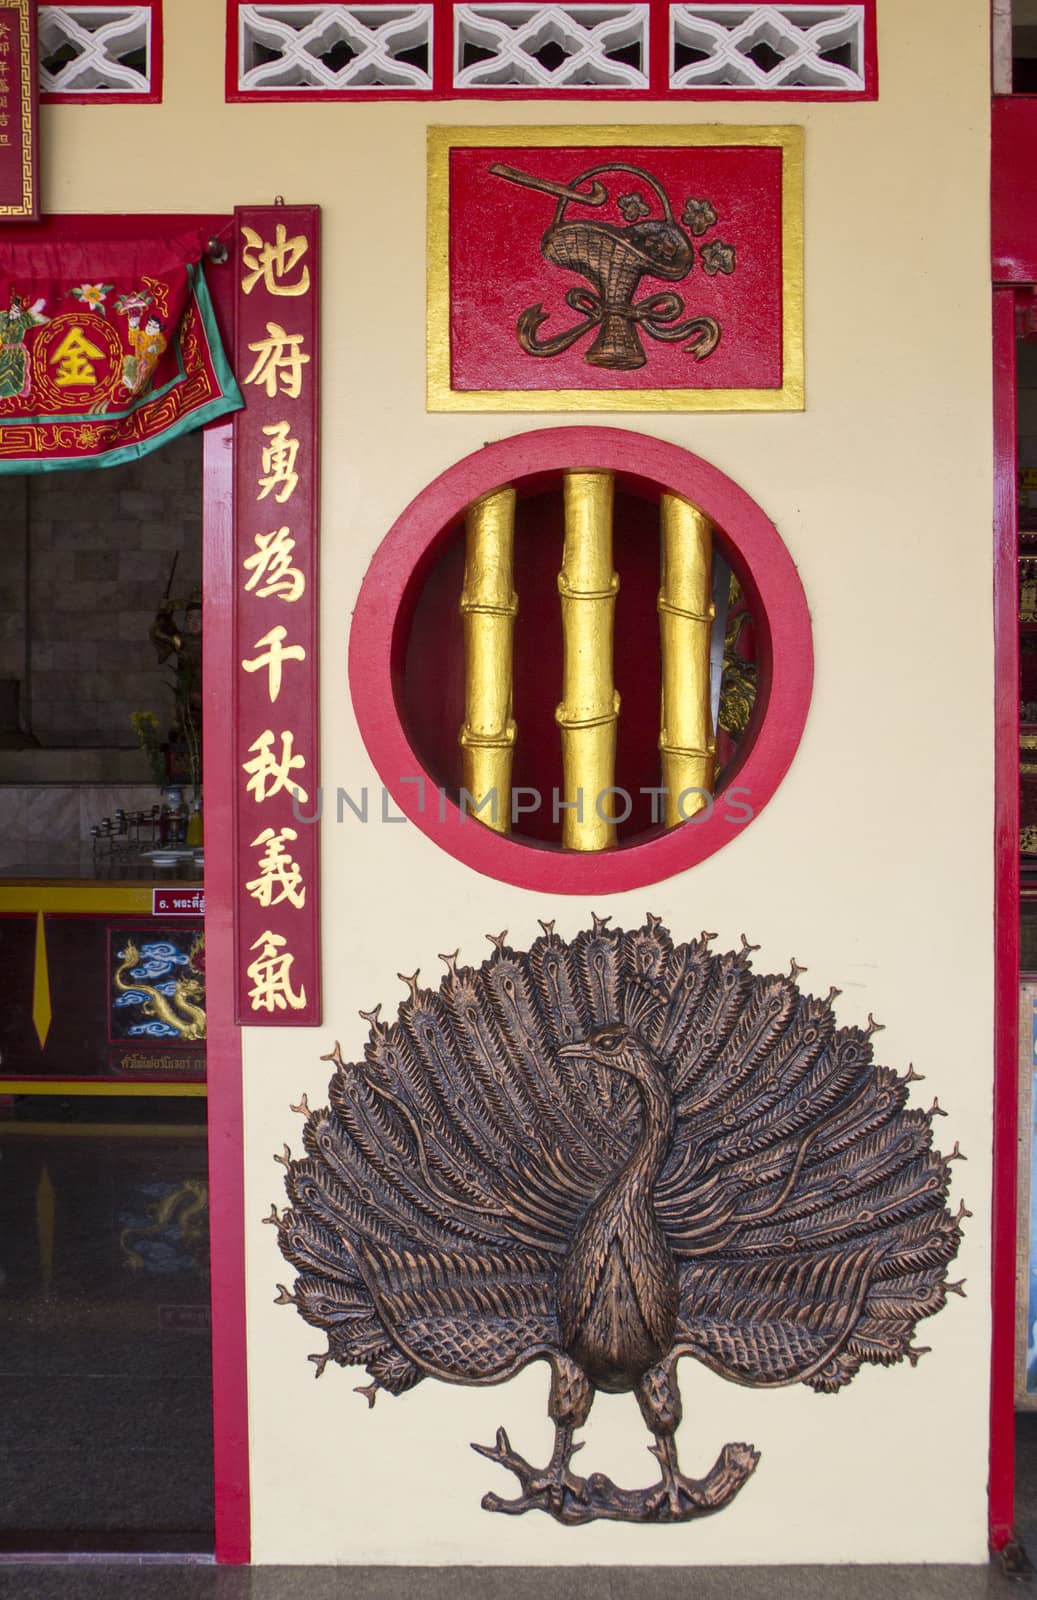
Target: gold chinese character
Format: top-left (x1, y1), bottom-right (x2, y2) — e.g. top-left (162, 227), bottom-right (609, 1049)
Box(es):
top-left (246, 826), bottom-right (306, 909)
top-left (244, 323), bottom-right (309, 400)
top-left (241, 626), bottom-right (306, 704)
top-left (246, 930), bottom-right (307, 1013)
top-left (243, 526), bottom-right (305, 603)
top-left (240, 224), bottom-right (311, 298)
top-left (50, 327), bottom-right (105, 387)
top-left (257, 421), bottom-right (300, 504)
top-left (242, 729), bottom-right (308, 804)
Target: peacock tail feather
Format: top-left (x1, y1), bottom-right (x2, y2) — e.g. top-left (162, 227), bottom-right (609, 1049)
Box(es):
top-left (272, 916), bottom-right (963, 1401)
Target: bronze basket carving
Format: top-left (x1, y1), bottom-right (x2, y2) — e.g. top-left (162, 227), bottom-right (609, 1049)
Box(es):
top-left (492, 162), bottom-right (728, 370)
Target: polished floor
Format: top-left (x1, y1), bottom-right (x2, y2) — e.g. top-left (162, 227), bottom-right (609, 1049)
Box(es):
top-left (0, 1095), bottom-right (213, 1554)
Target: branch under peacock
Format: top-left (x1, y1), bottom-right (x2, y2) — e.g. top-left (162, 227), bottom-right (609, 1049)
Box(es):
top-left (269, 916), bottom-right (966, 1526)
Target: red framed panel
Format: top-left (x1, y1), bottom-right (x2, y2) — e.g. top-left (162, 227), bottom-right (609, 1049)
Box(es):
top-left (349, 425), bottom-right (813, 895)
top-left (225, 0), bottom-right (876, 103)
top-left (0, 907), bottom-right (205, 1086)
top-left (40, 0), bottom-right (163, 104)
top-left (0, 0), bottom-right (38, 219)
top-left (232, 205), bottom-right (321, 1028)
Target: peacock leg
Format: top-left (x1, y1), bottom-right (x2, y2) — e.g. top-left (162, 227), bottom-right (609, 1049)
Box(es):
top-left (473, 1354), bottom-right (592, 1519)
top-left (637, 1358), bottom-right (700, 1518)
top-left (543, 1354), bottom-right (592, 1506)
top-left (637, 1359), bottom-right (760, 1520)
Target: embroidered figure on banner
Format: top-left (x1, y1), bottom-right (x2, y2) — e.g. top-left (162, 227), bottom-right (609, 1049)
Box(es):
top-left (0, 290), bottom-right (48, 398)
top-left (114, 288), bottom-right (168, 396)
top-left (490, 162), bottom-right (736, 372)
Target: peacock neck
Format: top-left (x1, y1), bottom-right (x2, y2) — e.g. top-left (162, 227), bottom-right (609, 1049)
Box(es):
top-left (613, 1051), bottom-right (674, 1197)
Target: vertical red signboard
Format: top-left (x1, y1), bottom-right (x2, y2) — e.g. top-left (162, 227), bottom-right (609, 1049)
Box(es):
top-left (0, 0), bottom-right (38, 220)
top-left (233, 204), bottom-right (320, 1025)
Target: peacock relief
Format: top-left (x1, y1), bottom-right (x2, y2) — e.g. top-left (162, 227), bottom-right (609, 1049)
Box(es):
top-left (270, 916), bottom-right (966, 1525)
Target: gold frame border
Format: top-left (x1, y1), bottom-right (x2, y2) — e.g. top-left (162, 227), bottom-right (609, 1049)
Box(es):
top-left (427, 124), bottom-right (804, 414)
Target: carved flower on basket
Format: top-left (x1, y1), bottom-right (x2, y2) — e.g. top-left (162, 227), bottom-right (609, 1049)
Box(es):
top-left (618, 192), bottom-right (651, 221)
top-left (681, 197), bottom-right (717, 236)
top-left (701, 240), bottom-right (737, 276)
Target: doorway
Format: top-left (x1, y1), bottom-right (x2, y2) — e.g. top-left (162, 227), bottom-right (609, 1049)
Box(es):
top-left (0, 215), bottom-right (249, 1561)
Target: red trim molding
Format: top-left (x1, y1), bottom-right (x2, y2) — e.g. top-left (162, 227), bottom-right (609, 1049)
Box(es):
top-left (203, 421), bottom-right (251, 1564)
top-left (990, 287), bottom-right (1021, 1557)
top-left (993, 98), bottom-right (1037, 284)
top-left (349, 426), bottom-right (813, 894)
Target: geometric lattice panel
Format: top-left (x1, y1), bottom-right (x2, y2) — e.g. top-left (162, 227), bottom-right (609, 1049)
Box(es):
top-left (237, 2), bottom-right (433, 91)
top-left (670, 4), bottom-right (864, 91)
top-left (40, 3), bottom-right (160, 100)
top-left (454, 4), bottom-right (649, 90)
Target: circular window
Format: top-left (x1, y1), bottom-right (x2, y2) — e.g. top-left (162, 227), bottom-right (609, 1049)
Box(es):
top-left (349, 427), bottom-right (812, 894)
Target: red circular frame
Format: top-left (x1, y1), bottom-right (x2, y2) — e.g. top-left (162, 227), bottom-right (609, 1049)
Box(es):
top-left (348, 427), bottom-right (813, 894)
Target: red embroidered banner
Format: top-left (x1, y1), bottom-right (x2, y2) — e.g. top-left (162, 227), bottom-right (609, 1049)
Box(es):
top-left (0, 0), bottom-right (38, 221)
top-left (233, 204), bottom-right (320, 1026)
top-left (0, 228), bottom-right (241, 469)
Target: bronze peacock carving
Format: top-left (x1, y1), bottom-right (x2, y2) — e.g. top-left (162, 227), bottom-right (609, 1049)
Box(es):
top-left (270, 916), bottom-right (966, 1524)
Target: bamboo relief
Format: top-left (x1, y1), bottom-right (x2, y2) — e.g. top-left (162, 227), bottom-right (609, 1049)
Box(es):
top-left (658, 494), bottom-right (716, 826)
top-left (456, 475), bottom-right (725, 848)
top-left (459, 486), bottom-right (518, 834)
top-left (556, 470), bottom-right (621, 852)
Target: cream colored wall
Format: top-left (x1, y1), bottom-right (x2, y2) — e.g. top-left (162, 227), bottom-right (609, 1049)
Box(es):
top-left (44, 0), bottom-right (994, 1564)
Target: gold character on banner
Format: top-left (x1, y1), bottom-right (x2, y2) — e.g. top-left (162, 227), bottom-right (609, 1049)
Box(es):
top-left (244, 323), bottom-right (309, 400)
top-left (240, 225), bottom-right (311, 298)
top-left (242, 626), bottom-right (306, 704)
top-left (246, 930), bottom-right (307, 1013)
top-left (243, 526), bottom-right (305, 603)
top-left (50, 328), bottom-right (105, 387)
top-left (242, 729), bottom-right (308, 804)
top-left (257, 421), bottom-right (300, 504)
top-left (247, 826), bottom-right (306, 909)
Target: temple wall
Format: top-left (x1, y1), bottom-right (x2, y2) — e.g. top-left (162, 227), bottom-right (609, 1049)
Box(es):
top-left (42, 0), bottom-right (993, 1564)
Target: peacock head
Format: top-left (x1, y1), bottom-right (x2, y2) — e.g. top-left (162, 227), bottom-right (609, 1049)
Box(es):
top-left (558, 1025), bottom-right (671, 1126)
top-left (558, 1023), bottom-right (642, 1074)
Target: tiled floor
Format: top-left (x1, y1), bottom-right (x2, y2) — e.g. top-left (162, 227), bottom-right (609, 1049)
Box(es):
top-left (0, 1564), bottom-right (1027, 1600)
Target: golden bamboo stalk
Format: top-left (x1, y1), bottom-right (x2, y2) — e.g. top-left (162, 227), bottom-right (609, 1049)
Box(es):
top-left (555, 471), bottom-right (620, 851)
top-left (659, 493), bottom-right (716, 827)
top-left (459, 486), bottom-right (518, 834)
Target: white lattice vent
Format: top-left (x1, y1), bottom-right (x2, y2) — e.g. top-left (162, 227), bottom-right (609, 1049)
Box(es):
top-left (454, 4), bottom-right (648, 89)
top-left (669, 4), bottom-right (864, 90)
top-left (238, 3), bottom-right (433, 89)
top-left (39, 6), bottom-right (152, 94)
